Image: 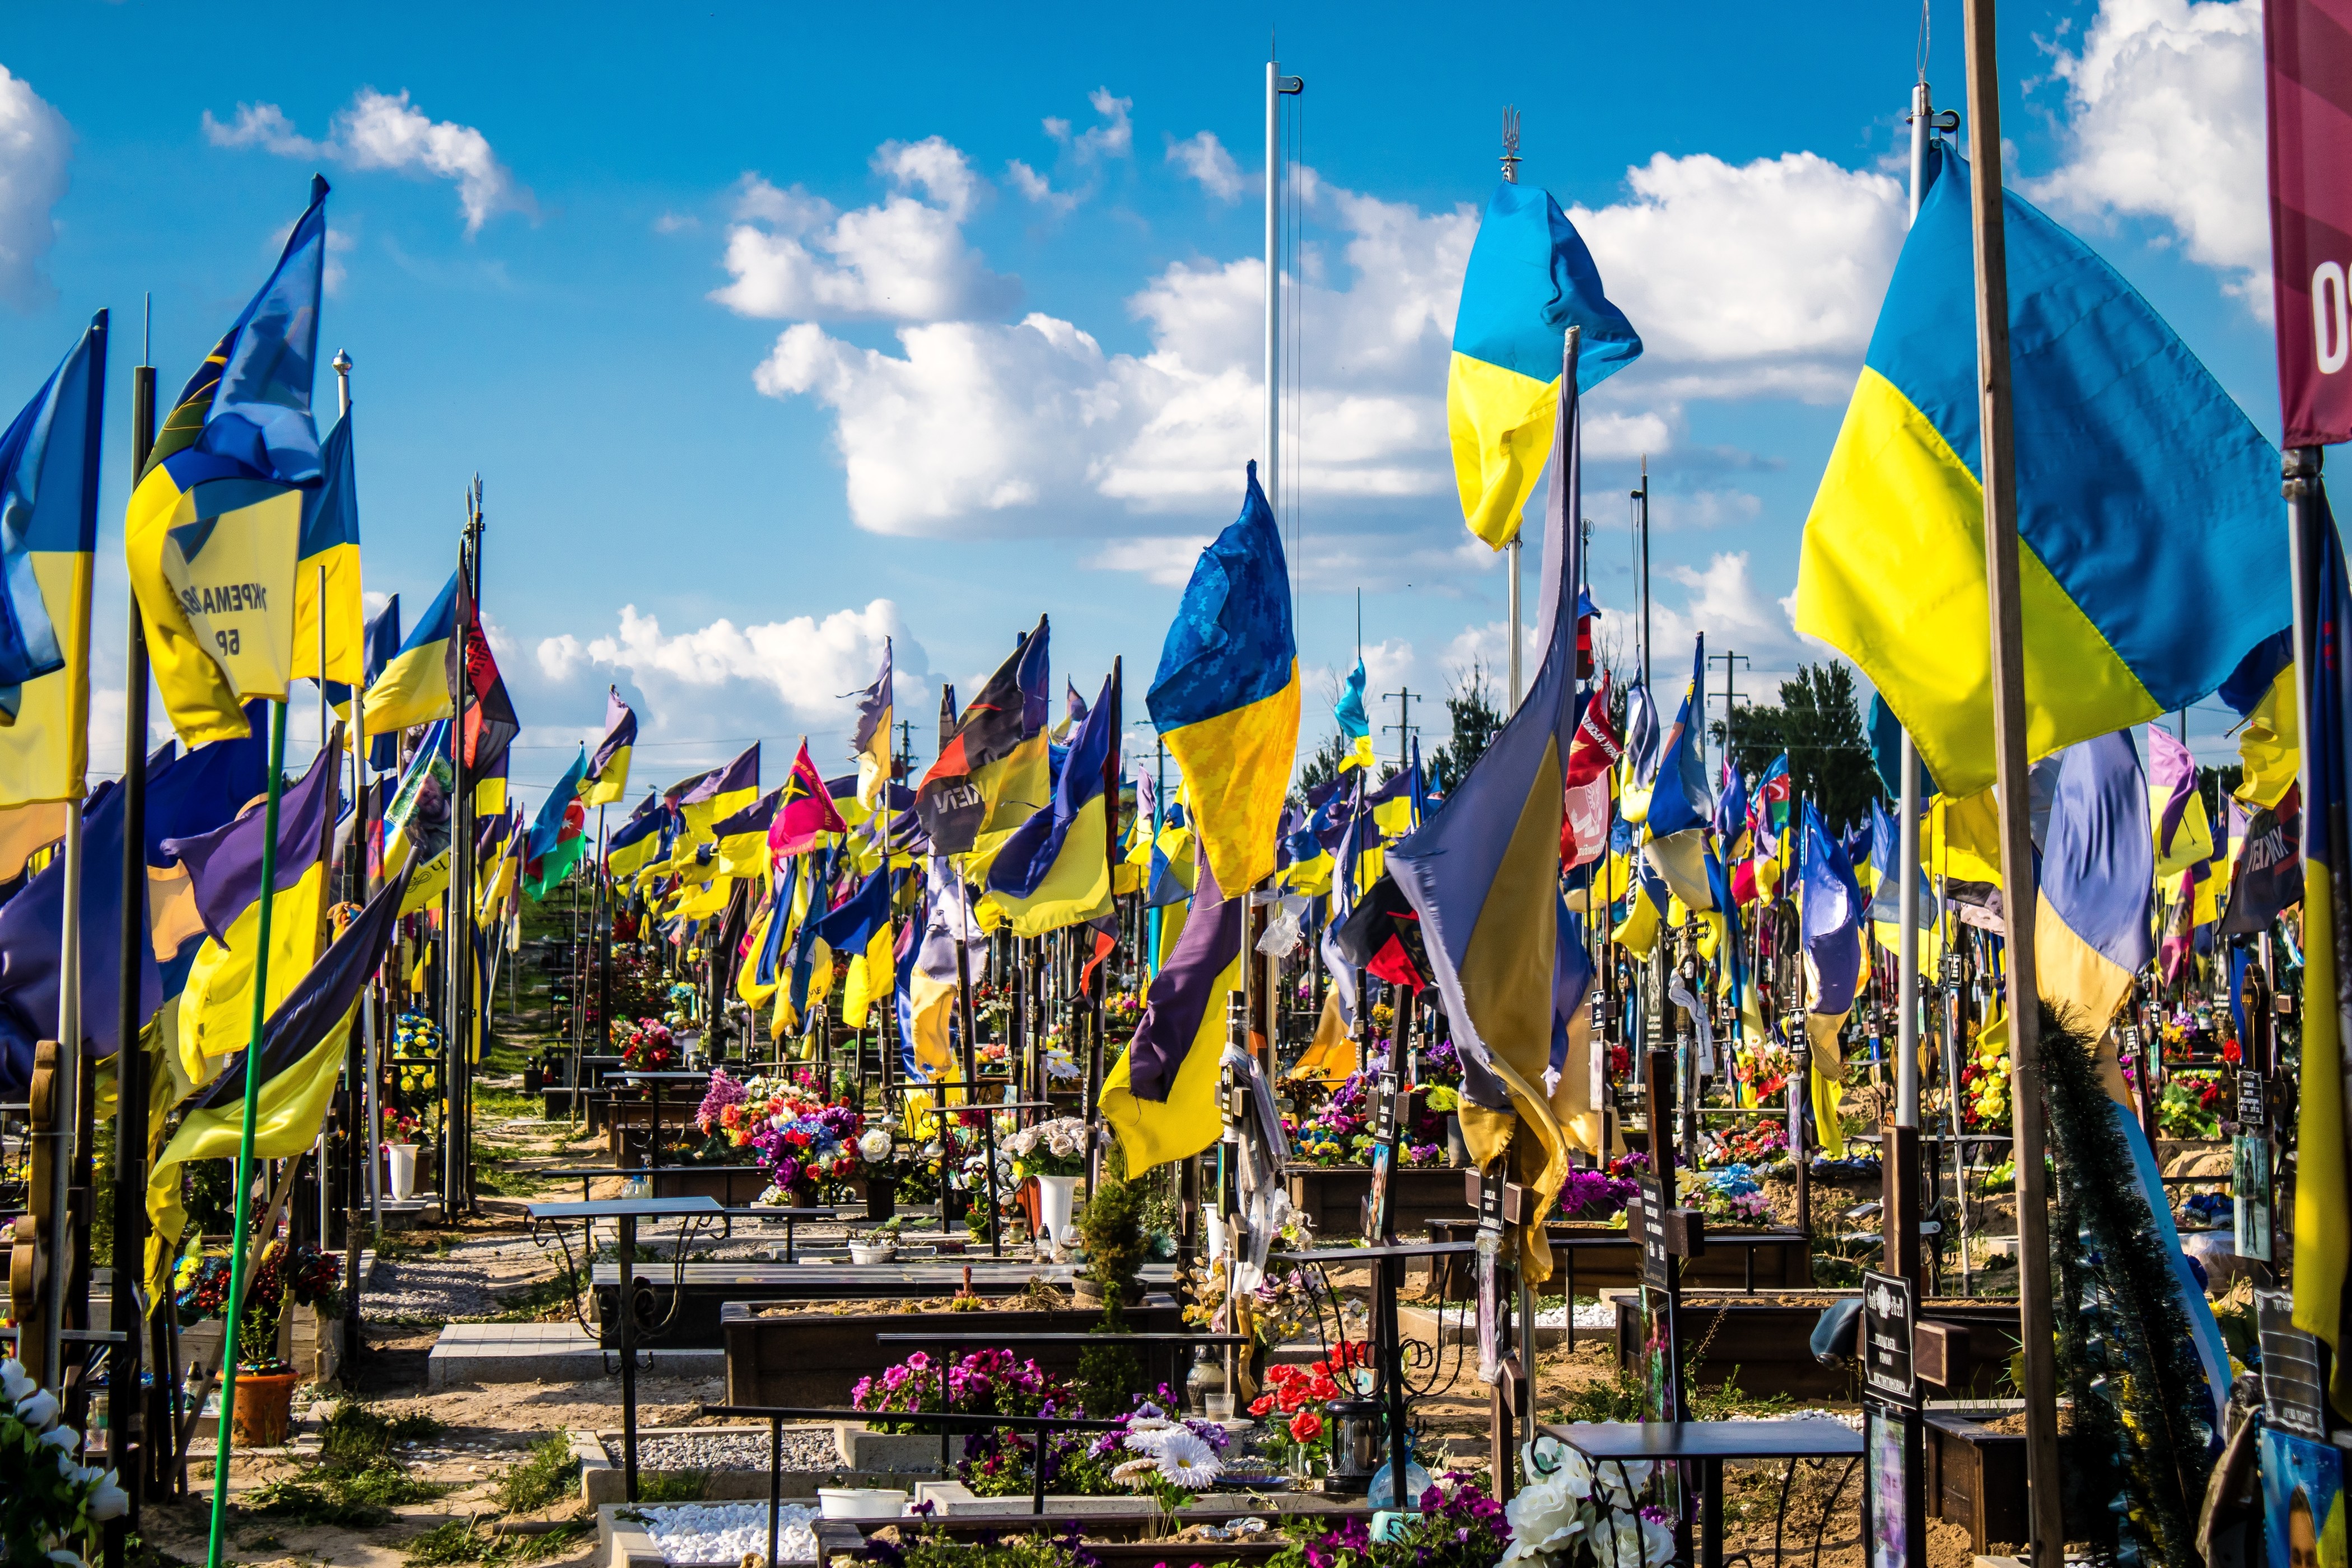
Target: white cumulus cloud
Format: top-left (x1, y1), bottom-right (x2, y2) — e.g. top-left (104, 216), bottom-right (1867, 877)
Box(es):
top-left (202, 88), bottom-right (533, 237)
top-left (1572, 151), bottom-right (1906, 403)
top-left (713, 138), bottom-right (1017, 322)
top-left (1046, 88), bottom-right (1133, 163)
top-left (2024, 0), bottom-right (2269, 310)
top-left (1167, 130), bottom-right (1245, 202)
top-left (0, 65), bottom-right (71, 313)
top-left (1006, 159), bottom-right (1078, 214)
top-left (540, 599), bottom-right (912, 720)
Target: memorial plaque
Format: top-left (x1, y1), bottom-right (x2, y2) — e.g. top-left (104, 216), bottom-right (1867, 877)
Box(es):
top-left (2236, 1066), bottom-right (2266, 1131)
top-left (2259, 1288), bottom-right (2329, 1439)
top-left (1636, 1175), bottom-right (1672, 1289)
top-left (1860, 1270), bottom-right (1917, 1407)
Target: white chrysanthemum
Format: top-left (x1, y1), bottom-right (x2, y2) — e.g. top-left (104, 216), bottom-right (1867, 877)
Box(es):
top-left (1154, 1427), bottom-right (1222, 1488)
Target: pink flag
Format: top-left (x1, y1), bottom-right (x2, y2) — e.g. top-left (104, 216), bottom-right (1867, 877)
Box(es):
top-left (2266, 0), bottom-right (2352, 445)
top-left (767, 740), bottom-right (847, 858)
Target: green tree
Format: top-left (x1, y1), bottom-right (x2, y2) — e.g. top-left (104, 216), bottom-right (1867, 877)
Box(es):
top-left (1710, 662), bottom-right (1879, 832)
top-left (1428, 662), bottom-right (1504, 794)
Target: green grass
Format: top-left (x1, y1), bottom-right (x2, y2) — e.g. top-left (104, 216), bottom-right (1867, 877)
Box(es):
top-left (405, 1518), bottom-right (595, 1566)
top-left (319, 1397), bottom-right (445, 1472)
top-left (634, 1470), bottom-right (709, 1503)
top-left (496, 1433), bottom-right (584, 1514)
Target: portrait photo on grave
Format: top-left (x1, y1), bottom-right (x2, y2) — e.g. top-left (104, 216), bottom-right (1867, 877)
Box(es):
top-left (2262, 1427), bottom-right (2347, 1568)
top-left (1866, 1405), bottom-right (1906, 1568)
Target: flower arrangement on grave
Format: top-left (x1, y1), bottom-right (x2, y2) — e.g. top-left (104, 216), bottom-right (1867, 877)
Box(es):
top-left (0, 1357), bottom-right (128, 1567)
top-left (1271, 1471), bottom-right (1524, 1568)
top-left (1702, 1116), bottom-right (1789, 1170)
top-left (1245, 1350), bottom-right (1351, 1474)
top-left (1040, 1044), bottom-right (1083, 1083)
top-left (1731, 1038), bottom-right (1799, 1103)
top-left (664, 980), bottom-right (698, 1027)
top-left (1102, 988), bottom-right (1144, 1034)
top-left (1555, 1164), bottom-right (1641, 1222)
top-left (1959, 1019), bottom-right (2012, 1132)
top-left (2158, 1072), bottom-right (2224, 1139)
top-left (1679, 1164), bottom-right (1773, 1226)
top-left (976, 1040), bottom-right (1012, 1073)
top-left (1286, 1070), bottom-right (1445, 1169)
top-left (620, 1016), bottom-right (676, 1070)
top-left (691, 1068), bottom-right (861, 1197)
top-left (1491, 1434), bottom-right (1674, 1567)
top-left (175, 1240), bottom-right (342, 1368)
top-left (954, 1390), bottom-right (1230, 1502)
top-left (1004, 1117), bottom-right (1097, 1180)
top-left (852, 1348), bottom-right (1066, 1432)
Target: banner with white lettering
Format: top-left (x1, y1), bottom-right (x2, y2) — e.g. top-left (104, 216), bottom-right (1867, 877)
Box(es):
top-left (2266, 0), bottom-right (2352, 446)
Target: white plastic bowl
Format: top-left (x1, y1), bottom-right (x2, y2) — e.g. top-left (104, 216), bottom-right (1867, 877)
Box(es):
top-left (818, 1487), bottom-right (909, 1521)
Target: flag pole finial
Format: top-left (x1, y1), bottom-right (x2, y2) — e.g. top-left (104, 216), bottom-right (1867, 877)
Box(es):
top-left (1500, 106), bottom-right (1521, 184)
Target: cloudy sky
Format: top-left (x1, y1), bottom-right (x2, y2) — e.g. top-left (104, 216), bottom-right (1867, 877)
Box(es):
top-left (0, 0), bottom-right (2281, 808)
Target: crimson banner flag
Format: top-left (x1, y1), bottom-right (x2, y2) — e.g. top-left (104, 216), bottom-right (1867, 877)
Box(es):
top-left (2267, 0), bottom-right (2352, 446)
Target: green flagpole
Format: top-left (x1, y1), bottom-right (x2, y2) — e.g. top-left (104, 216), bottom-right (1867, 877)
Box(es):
top-left (206, 698), bottom-right (288, 1568)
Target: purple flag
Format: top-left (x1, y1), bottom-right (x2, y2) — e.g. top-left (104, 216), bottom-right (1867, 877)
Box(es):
top-left (1124, 858), bottom-right (1242, 1103)
top-left (161, 736), bottom-right (339, 946)
top-left (2148, 725), bottom-right (2197, 858)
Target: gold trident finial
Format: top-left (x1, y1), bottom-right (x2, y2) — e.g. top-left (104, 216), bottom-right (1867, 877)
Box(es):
top-left (1501, 106), bottom-right (1522, 184)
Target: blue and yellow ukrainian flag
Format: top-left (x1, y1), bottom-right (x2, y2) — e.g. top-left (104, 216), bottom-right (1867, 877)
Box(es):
top-left (585, 687), bottom-right (637, 807)
top-left (1796, 144), bottom-right (2285, 797)
top-left (986, 673), bottom-right (1116, 936)
top-left (292, 408), bottom-right (362, 690)
top-left (2035, 730), bottom-right (2150, 1042)
top-left (366, 572), bottom-right (458, 735)
top-left (1146, 464), bottom-right (1299, 898)
top-left (0, 314), bottom-right (106, 878)
top-left (127, 179), bottom-right (330, 746)
top-left (1447, 181), bottom-right (1640, 549)
top-left (1334, 657), bottom-right (1373, 772)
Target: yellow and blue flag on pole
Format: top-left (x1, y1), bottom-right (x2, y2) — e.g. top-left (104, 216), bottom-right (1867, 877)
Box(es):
top-left (852, 640), bottom-right (894, 810)
top-left (1334, 658), bottom-right (1373, 772)
top-left (584, 687), bottom-right (637, 806)
top-left (1390, 331), bottom-right (1594, 1277)
top-left (986, 672), bottom-right (1116, 937)
top-left (127, 178), bottom-right (330, 746)
top-left (1100, 857), bottom-right (1243, 1174)
top-left (1448, 182), bottom-right (1640, 549)
top-left (365, 572), bottom-right (457, 735)
top-left (1796, 143), bottom-right (2285, 797)
top-left (0, 314), bottom-right (106, 878)
top-left (1146, 463), bottom-right (1299, 899)
top-left (292, 409), bottom-right (361, 689)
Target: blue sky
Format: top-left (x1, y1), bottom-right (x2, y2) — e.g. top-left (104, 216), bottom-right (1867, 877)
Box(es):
top-left (0, 0), bottom-right (2279, 803)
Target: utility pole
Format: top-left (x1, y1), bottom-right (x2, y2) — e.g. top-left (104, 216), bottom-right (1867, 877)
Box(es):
top-left (1631, 461), bottom-right (1651, 691)
top-left (1707, 651), bottom-right (1752, 781)
top-left (1382, 688), bottom-right (1420, 777)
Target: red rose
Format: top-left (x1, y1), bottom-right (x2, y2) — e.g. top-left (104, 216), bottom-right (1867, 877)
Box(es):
top-left (1289, 1409), bottom-right (1324, 1444)
top-left (1249, 1395), bottom-right (1275, 1418)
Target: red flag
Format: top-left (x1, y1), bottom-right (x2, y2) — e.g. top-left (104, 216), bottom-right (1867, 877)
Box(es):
top-left (1562, 674), bottom-right (1622, 787)
top-left (2266, 0), bottom-right (2352, 446)
top-left (768, 740), bottom-right (846, 857)
top-left (445, 570), bottom-right (519, 773)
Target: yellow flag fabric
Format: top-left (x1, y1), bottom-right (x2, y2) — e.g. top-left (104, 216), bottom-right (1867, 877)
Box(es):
top-left (1099, 941), bottom-right (1239, 1175)
top-left (144, 1004), bottom-right (353, 1306)
top-left (842, 922), bottom-right (894, 1030)
top-left (2237, 665), bottom-right (2299, 810)
top-left (126, 468), bottom-right (303, 746)
top-left (173, 864), bottom-right (325, 1094)
top-left (986, 797), bottom-right (1113, 939)
top-left (0, 552), bottom-right (92, 808)
top-left (1286, 990), bottom-right (1356, 1085)
top-left (1805, 1013), bottom-right (1847, 1161)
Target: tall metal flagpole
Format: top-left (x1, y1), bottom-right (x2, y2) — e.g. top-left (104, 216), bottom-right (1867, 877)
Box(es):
top-left (1959, 4), bottom-right (2064, 1559)
top-left (1502, 109), bottom-right (1524, 708)
top-left (1253, 53), bottom-right (1301, 1082)
top-left (44, 310), bottom-right (105, 1396)
top-left (206, 701), bottom-right (289, 1568)
top-left (113, 320), bottom-right (154, 1537)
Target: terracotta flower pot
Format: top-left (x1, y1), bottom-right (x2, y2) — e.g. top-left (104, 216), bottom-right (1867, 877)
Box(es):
top-left (230, 1369), bottom-right (300, 1448)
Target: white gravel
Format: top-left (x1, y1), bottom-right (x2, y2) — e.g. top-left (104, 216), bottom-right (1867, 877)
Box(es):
top-left (1532, 1302), bottom-right (1620, 1329)
top-left (608, 1428), bottom-right (840, 1472)
top-left (633, 1501), bottom-right (821, 1564)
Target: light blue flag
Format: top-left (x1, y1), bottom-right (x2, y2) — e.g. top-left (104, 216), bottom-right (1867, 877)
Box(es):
top-left (0, 317), bottom-right (105, 725)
